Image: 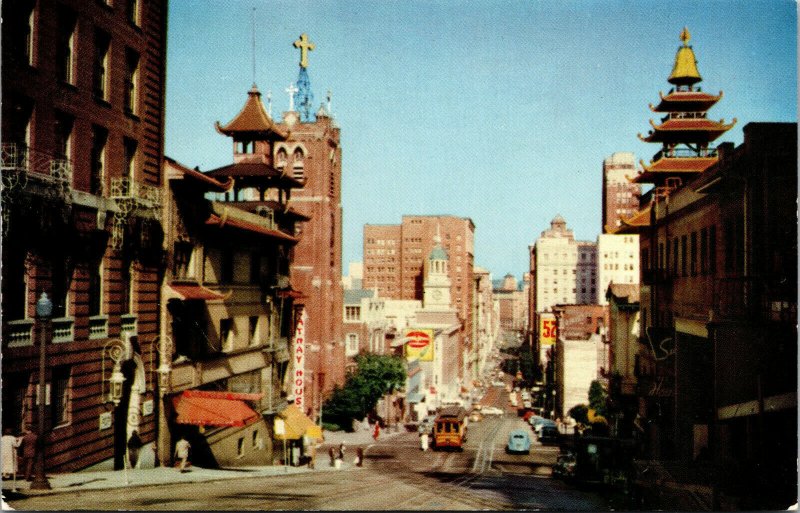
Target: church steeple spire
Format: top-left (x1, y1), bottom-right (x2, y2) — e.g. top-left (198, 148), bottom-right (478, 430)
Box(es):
top-left (293, 33), bottom-right (316, 122)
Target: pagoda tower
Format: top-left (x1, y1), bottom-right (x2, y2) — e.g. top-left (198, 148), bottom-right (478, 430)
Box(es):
top-left (208, 84), bottom-right (303, 205)
top-left (633, 27), bottom-right (736, 190)
top-left (615, 28), bottom-right (736, 234)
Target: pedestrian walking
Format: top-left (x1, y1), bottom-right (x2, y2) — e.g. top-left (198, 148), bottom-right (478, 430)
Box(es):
top-left (127, 430), bottom-right (143, 469)
top-left (20, 429), bottom-right (38, 481)
top-left (420, 431), bottom-right (429, 451)
top-left (372, 422), bottom-right (380, 441)
top-left (306, 439), bottom-right (317, 469)
top-left (2, 428), bottom-right (22, 480)
top-left (329, 446), bottom-right (336, 467)
top-left (355, 447), bottom-right (364, 467)
top-left (335, 443), bottom-right (345, 469)
top-left (175, 437), bottom-right (191, 472)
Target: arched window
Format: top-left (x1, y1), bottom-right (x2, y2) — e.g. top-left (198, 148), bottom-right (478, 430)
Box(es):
top-left (276, 147), bottom-right (288, 169)
top-left (292, 148), bottom-right (305, 181)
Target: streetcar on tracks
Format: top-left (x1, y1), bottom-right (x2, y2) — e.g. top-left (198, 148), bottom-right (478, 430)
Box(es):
top-left (432, 406), bottom-right (467, 451)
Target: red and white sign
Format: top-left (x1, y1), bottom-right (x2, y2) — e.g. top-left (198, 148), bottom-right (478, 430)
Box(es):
top-left (404, 328), bottom-right (434, 361)
top-left (293, 308), bottom-right (307, 409)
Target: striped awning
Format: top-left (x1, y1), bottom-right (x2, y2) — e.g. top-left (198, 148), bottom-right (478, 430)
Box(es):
top-left (172, 390), bottom-right (262, 427)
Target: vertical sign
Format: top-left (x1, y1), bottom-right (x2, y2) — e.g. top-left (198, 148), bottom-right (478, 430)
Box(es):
top-left (293, 308), bottom-right (307, 409)
top-left (539, 313), bottom-right (557, 347)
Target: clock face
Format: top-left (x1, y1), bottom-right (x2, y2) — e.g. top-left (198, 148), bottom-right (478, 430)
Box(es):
top-left (432, 289), bottom-right (442, 300)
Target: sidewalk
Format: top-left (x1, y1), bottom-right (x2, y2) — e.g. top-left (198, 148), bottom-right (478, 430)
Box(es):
top-left (1, 428), bottom-right (405, 499)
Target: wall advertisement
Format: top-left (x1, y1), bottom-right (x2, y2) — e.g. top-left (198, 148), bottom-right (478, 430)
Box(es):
top-left (404, 329), bottom-right (434, 361)
top-left (539, 313), bottom-right (557, 347)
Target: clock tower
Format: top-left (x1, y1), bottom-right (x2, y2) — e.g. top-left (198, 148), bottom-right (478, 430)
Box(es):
top-left (423, 230), bottom-right (452, 309)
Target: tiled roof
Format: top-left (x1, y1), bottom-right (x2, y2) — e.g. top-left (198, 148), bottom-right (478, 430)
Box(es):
top-left (215, 85), bottom-right (287, 140)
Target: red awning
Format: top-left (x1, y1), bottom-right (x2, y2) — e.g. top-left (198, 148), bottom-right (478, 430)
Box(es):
top-left (172, 390), bottom-right (262, 427)
top-left (277, 288), bottom-right (305, 299)
top-left (167, 283), bottom-right (228, 301)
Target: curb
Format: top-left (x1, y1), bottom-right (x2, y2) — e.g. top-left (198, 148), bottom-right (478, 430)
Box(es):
top-left (1, 464), bottom-right (357, 499)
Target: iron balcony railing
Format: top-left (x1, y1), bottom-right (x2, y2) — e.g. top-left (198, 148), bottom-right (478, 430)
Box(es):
top-left (651, 146), bottom-right (719, 162)
top-left (1, 143), bottom-right (73, 192)
top-left (109, 176), bottom-right (160, 209)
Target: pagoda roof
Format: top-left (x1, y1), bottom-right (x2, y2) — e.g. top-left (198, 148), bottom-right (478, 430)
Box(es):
top-left (204, 213), bottom-right (299, 244)
top-left (164, 156), bottom-right (233, 192)
top-left (609, 204), bottom-right (652, 234)
top-left (205, 162), bottom-right (304, 189)
top-left (632, 156), bottom-right (718, 183)
top-left (215, 85), bottom-right (288, 140)
top-left (638, 117), bottom-right (736, 144)
top-left (650, 90), bottom-right (723, 112)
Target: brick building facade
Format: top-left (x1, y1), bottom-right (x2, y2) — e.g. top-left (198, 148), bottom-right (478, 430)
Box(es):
top-left (276, 107), bottom-right (345, 420)
top-left (2, 0), bottom-right (167, 471)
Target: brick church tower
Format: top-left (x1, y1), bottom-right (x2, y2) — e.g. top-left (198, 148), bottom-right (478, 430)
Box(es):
top-left (277, 34), bottom-right (344, 420)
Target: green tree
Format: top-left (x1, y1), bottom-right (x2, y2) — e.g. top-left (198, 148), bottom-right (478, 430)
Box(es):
top-left (568, 403), bottom-right (589, 424)
top-left (588, 379), bottom-right (608, 417)
top-left (518, 345), bottom-right (539, 385)
top-left (322, 354), bottom-right (406, 430)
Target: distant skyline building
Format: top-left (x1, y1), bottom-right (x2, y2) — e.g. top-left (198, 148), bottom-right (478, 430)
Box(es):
top-left (602, 152), bottom-right (641, 233)
top-left (529, 215), bottom-right (598, 316)
top-left (596, 234), bottom-right (640, 305)
top-left (493, 273), bottom-right (528, 333)
top-left (362, 215), bottom-right (475, 331)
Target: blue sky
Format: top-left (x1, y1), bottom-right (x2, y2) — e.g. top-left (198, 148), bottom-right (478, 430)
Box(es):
top-left (165, 0), bottom-right (797, 279)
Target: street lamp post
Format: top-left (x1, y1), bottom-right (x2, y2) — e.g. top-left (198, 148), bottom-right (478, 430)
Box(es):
top-left (31, 293), bottom-right (53, 490)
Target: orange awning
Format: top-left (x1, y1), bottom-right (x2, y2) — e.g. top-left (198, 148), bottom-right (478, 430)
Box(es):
top-left (172, 390), bottom-right (262, 427)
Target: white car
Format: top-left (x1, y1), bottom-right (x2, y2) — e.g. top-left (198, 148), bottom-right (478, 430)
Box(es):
top-left (482, 406), bottom-right (504, 416)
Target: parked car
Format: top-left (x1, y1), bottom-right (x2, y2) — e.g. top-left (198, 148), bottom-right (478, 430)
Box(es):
top-left (528, 415), bottom-right (546, 430)
top-left (553, 452), bottom-right (576, 479)
top-left (534, 418), bottom-right (557, 436)
top-left (482, 406), bottom-right (504, 416)
top-left (506, 429), bottom-right (531, 454)
top-left (539, 425), bottom-right (560, 445)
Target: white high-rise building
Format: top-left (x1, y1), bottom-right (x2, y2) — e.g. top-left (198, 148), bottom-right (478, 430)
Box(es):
top-left (530, 215), bottom-right (598, 315)
top-left (597, 234), bottom-right (640, 305)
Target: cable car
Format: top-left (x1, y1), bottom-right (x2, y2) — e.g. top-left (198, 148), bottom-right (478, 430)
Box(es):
top-left (432, 406), bottom-right (467, 450)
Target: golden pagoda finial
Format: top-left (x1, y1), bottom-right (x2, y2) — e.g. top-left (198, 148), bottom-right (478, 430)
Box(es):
top-left (668, 27), bottom-right (702, 86)
top-left (680, 27), bottom-right (691, 46)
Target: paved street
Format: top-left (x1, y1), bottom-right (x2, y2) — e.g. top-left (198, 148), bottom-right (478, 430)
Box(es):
top-left (5, 411), bottom-right (614, 511)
